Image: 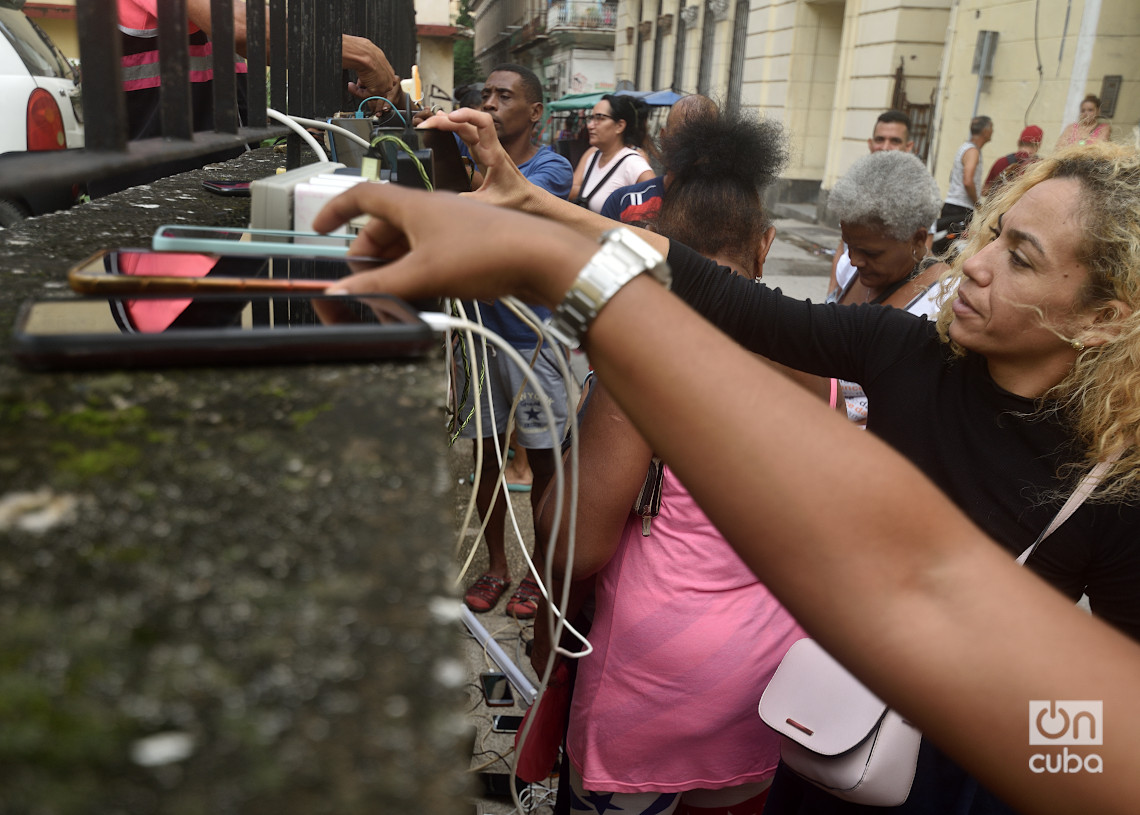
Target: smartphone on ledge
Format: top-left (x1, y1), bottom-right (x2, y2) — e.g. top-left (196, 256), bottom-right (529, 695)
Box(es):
top-left (201, 179), bottom-right (252, 197)
top-left (12, 292), bottom-right (436, 371)
top-left (67, 248), bottom-right (385, 296)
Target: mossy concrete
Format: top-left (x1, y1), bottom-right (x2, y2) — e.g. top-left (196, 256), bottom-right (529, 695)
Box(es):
top-left (0, 149), bottom-right (469, 813)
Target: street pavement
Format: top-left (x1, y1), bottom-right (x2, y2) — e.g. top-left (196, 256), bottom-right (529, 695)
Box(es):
top-left (764, 215), bottom-right (840, 301)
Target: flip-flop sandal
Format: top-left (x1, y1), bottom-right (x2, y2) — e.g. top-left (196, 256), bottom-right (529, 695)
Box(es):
top-left (506, 576), bottom-right (541, 620)
top-left (464, 573), bottom-right (510, 613)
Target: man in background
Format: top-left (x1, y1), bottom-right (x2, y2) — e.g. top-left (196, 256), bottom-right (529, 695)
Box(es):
top-left (932, 115), bottom-right (993, 255)
top-left (452, 64), bottom-right (574, 619)
top-left (982, 125), bottom-right (1043, 195)
top-left (118, 0), bottom-right (404, 140)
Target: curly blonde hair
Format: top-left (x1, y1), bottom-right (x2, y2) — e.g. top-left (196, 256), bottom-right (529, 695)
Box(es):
top-left (934, 141), bottom-right (1140, 501)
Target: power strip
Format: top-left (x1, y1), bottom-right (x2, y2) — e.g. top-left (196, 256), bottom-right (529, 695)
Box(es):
top-left (249, 161), bottom-right (346, 231)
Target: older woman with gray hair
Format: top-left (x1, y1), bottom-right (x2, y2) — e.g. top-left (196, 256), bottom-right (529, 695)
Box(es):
top-left (826, 150), bottom-right (948, 425)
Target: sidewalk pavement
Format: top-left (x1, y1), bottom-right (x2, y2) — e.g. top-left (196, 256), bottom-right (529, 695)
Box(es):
top-left (763, 215), bottom-right (840, 301)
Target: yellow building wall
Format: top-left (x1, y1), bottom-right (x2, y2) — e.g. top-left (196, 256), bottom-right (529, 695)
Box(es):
top-left (612, 0), bottom-right (1139, 195)
top-left (929, 0), bottom-right (1140, 200)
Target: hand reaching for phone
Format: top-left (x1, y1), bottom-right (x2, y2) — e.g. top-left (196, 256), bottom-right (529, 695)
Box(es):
top-left (312, 183), bottom-right (593, 307)
top-left (416, 110), bottom-right (530, 207)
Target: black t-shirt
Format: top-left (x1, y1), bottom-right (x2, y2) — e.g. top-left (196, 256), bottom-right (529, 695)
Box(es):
top-left (669, 240), bottom-right (1140, 643)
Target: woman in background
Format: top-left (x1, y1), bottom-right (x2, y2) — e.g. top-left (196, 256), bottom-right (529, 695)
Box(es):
top-left (825, 150), bottom-right (946, 425)
top-left (570, 94), bottom-right (654, 212)
top-left (1057, 94), bottom-right (1112, 148)
top-left (542, 109), bottom-right (805, 815)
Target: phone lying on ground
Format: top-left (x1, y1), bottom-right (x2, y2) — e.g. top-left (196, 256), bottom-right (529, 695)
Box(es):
top-left (152, 225), bottom-right (355, 257)
top-left (67, 248), bottom-right (381, 296)
top-left (491, 714), bottom-right (524, 734)
top-left (480, 672), bottom-right (514, 707)
top-left (201, 179), bottom-right (252, 197)
top-left (12, 292), bottom-right (436, 371)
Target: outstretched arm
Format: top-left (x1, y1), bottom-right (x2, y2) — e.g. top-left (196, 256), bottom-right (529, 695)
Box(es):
top-left (314, 184), bottom-right (1140, 815)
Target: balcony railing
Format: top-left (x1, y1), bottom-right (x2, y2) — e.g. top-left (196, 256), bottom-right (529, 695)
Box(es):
top-left (548, 0), bottom-right (618, 30)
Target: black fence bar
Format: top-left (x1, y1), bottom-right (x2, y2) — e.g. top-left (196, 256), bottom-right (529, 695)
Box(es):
top-left (245, 0), bottom-right (268, 128)
top-left (76, 0), bottom-right (127, 152)
top-left (269, 0), bottom-right (287, 115)
top-left (286, 0), bottom-right (315, 168)
top-left (315, 2), bottom-right (345, 115)
top-left (209, 0), bottom-right (239, 133)
top-left (157, 0), bottom-right (193, 140)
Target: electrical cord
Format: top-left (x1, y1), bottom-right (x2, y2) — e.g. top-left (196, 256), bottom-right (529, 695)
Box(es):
top-left (265, 108), bottom-right (328, 162)
top-left (371, 133), bottom-right (432, 189)
top-left (286, 114), bottom-right (372, 150)
top-left (419, 308), bottom-right (589, 815)
top-left (357, 95), bottom-right (408, 126)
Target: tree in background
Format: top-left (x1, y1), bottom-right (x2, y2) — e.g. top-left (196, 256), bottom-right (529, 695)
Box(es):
top-left (453, 0), bottom-right (480, 89)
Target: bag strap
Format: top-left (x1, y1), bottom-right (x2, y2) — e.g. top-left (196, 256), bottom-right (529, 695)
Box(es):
top-left (633, 456), bottom-right (665, 536)
top-left (1016, 453), bottom-right (1119, 565)
top-left (579, 152), bottom-right (633, 207)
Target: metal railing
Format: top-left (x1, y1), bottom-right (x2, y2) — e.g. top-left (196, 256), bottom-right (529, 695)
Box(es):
top-left (0, 0), bottom-right (414, 196)
top-left (547, 0), bottom-right (618, 30)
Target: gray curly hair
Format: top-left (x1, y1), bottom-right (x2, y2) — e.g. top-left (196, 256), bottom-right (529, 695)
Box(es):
top-left (828, 151), bottom-right (942, 242)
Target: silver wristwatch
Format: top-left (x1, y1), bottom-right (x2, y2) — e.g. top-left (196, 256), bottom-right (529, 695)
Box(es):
top-left (546, 228), bottom-right (671, 349)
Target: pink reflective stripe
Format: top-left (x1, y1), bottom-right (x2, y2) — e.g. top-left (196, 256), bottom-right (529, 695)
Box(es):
top-left (122, 50), bottom-right (160, 68)
top-left (188, 69), bottom-right (215, 83)
top-left (123, 75), bottom-right (162, 91)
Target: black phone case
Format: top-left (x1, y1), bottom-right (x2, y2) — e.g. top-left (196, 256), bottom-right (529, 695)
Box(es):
top-left (202, 180), bottom-right (251, 197)
top-left (12, 293), bottom-right (436, 371)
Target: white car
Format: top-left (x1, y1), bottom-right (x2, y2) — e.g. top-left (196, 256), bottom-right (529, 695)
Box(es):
top-left (0, 2), bottom-right (84, 226)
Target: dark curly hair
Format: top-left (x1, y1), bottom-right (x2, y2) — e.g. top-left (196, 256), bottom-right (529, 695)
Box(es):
top-left (601, 94), bottom-right (651, 149)
top-left (653, 107), bottom-right (788, 278)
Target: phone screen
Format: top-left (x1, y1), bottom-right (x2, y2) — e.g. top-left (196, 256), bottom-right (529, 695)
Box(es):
top-left (480, 672), bottom-right (514, 707)
top-left (13, 292), bottom-right (436, 371)
top-left (491, 714), bottom-right (523, 733)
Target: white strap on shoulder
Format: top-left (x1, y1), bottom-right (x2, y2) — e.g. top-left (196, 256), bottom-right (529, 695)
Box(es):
top-left (1016, 452), bottom-right (1120, 566)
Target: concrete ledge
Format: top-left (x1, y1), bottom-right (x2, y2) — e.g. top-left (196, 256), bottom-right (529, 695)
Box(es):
top-left (0, 149), bottom-right (469, 813)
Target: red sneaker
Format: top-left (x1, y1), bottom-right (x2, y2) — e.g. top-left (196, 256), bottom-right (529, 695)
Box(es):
top-left (464, 573), bottom-right (510, 613)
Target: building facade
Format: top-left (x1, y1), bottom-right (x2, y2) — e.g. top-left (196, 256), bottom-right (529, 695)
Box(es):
top-left (614, 0), bottom-right (1140, 209)
top-left (472, 0), bottom-right (621, 98)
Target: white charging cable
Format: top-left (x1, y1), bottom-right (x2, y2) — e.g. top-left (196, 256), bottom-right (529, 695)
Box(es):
top-left (422, 306), bottom-right (591, 815)
top-left (265, 108), bottom-right (328, 162)
top-left (286, 114), bottom-right (373, 150)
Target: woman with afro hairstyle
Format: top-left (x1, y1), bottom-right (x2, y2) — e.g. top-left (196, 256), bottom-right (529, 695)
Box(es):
top-left (535, 107), bottom-right (806, 815)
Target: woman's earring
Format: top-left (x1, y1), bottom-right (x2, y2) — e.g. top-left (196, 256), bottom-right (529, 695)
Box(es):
top-left (1071, 338), bottom-right (1086, 352)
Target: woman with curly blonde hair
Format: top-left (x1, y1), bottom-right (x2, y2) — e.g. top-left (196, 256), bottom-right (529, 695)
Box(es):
top-left (321, 115), bottom-right (1140, 814)
top-left (935, 141), bottom-right (1140, 501)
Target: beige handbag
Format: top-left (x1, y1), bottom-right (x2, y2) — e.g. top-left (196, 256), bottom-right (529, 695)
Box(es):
top-left (759, 460), bottom-right (1113, 806)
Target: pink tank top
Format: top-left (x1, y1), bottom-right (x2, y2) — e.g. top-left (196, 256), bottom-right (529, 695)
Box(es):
top-left (566, 466), bottom-right (805, 793)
